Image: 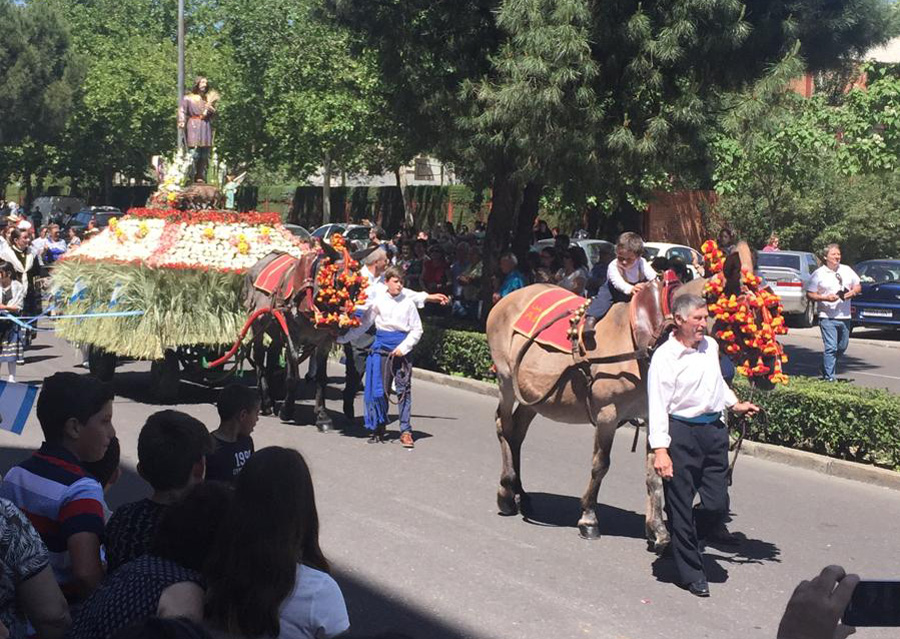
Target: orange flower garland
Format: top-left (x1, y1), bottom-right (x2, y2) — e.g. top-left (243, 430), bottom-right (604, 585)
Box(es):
top-left (703, 239), bottom-right (789, 385)
top-left (313, 233), bottom-right (368, 330)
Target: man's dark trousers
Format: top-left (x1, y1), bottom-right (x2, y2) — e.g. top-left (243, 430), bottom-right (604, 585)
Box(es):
top-left (343, 331), bottom-right (375, 415)
top-left (663, 416), bottom-right (730, 585)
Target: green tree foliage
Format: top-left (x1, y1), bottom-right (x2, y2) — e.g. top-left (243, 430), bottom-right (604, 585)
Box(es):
top-left (713, 65), bottom-right (900, 259)
top-left (333, 0), bottom-right (894, 311)
top-left (0, 0), bottom-right (82, 192)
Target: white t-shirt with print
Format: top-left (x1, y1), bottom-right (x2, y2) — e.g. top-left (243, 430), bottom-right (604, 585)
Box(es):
top-left (807, 264), bottom-right (860, 319)
top-left (278, 564), bottom-right (350, 639)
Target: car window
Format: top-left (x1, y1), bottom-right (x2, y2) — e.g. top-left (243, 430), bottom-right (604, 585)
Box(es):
top-left (667, 247), bottom-right (693, 263)
top-left (806, 255), bottom-right (818, 272)
top-left (75, 211), bottom-right (93, 225)
top-left (643, 247), bottom-right (660, 259)
top-left (757, 253), bottom-right (801, 270)
top-left (858, 263), bottom-right (900, 284)
top-left (311, 226), bottom-right (330, 238)
top-left (346, 227), bottom-right (370, 240)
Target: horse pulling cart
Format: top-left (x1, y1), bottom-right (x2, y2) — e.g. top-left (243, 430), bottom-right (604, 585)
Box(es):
top-left (49, 205), bottom-right (364, 417)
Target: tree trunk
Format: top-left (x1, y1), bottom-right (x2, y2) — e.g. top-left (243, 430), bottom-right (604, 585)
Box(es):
top-left (322, 151), bottom-right (332, 225)
top-left (512, 181), bottom-right (543, 265)
top-left (24, 172), bottom-right (33, 209)
top-left (480, 165), bottom-right (521, 321)
top-left (395, 166), bottom-right (413, 228)
top-left (103, 166), bottom-right (114, 205)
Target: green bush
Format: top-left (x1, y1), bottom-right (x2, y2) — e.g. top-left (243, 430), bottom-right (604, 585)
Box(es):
top-left (415, 324), bottom-right (494, 381)
top-left (735, 376), bottom-right (900, 471)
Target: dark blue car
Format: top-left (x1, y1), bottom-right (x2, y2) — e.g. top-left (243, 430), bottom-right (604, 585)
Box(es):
top-left (850, 260), bottom-right (900, 329)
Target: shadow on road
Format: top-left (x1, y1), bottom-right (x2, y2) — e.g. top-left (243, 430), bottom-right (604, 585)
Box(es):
top-left (782, 341), bottom-right (871, 377)
top-left (520, 492), bottom-right (647, 540)
top-left (650, 523), bottom-right (781, 586)
top-left (337, 569), bottom-right (473, 639)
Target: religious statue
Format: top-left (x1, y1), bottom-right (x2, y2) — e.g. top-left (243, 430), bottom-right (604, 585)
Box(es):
top-left (223, 172), bottom-right (247, 210)
top-left (177, 76), bottom-right (219, 183)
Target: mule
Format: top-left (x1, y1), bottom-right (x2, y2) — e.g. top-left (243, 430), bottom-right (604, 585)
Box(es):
top-left (243, 249), bottom-right (340, 430)
top-left (486, 276), bottom-right (709, 549)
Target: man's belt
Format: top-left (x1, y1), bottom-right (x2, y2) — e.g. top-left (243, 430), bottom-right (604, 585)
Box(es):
top-left (671, 411), bottom-right (721, 424)
top-left (189, 115), bottom-right (205, 120)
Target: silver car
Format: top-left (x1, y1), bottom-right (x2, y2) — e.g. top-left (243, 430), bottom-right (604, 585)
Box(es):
top-left (756, 250), bottom-right (820, 327)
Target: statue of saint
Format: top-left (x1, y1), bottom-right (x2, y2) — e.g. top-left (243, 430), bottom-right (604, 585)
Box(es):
top-left (177, 76), bottom-right (219, 183)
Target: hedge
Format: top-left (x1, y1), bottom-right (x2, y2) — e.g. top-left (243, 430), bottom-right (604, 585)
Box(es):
top-left (735, 377), bottom-right (900, 471)
top-left (413, 325), bottom-right (900, 470)
top-left (415, 323), bottom-right (495, 381)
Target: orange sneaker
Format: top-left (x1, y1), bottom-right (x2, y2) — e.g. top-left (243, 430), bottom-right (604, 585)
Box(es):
top-left (400, 431), bottom-right (415, 448)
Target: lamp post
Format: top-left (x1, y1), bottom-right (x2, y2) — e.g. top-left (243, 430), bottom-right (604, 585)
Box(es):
top-left (177, 0), bottom-right (185, 149)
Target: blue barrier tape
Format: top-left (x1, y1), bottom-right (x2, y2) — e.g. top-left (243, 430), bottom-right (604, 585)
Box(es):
top-left (0, 310), bottom-right (145, 332)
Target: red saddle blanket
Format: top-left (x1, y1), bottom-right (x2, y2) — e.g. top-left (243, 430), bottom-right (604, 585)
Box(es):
top-left (512, 288), bottom-right (587, 352)
top-left (253, 253), bottom-right (301, 299)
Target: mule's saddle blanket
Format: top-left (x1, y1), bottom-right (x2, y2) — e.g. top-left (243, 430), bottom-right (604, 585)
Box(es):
top-left (513, 288), bottom-right (587, 352)
top-left (252, 252), bottom-right (317, 303)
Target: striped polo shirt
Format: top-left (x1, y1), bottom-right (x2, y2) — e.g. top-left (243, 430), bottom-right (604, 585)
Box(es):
top-left (0, 443), bottom-right (105, 599)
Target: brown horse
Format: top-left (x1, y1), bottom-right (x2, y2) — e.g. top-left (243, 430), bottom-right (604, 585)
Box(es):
top-left (487, 276), bottom-right (709, 549)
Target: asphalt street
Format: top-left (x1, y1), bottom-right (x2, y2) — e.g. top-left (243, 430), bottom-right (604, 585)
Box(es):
top-left (780, 326), bottom-right (900, 393)
top-left (3, 334), bottom-right (900, 639)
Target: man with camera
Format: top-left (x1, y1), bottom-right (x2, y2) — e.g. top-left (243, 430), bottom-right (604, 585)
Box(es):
top-left (806, 244), bottom-right (861, 383)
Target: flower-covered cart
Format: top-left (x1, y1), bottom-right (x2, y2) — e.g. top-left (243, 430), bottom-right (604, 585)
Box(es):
top-left (50, 208), bottom-right (317, 400)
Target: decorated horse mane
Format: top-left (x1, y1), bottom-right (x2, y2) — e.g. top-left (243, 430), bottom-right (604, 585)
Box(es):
top-left (701, 239), bottom-right (789, 385)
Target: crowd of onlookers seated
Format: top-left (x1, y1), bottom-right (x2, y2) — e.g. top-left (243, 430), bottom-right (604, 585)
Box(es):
top-left (0, 373), bottom-right (348, 639)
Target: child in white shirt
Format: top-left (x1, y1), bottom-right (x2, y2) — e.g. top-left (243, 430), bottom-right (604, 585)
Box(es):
top-left (341, 266), bottom-right (423, 447)
top-left (583, 231), bottom-right (657, 336)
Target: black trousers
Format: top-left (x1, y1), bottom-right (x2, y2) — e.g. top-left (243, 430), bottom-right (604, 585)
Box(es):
top-left (343, 331), bottom-right (375, 403)
top-left (662, 416), bottom-right (730, 585)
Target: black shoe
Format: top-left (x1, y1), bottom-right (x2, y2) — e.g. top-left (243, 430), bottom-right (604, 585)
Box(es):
top-left (683, 580), bottom-right (710, 597)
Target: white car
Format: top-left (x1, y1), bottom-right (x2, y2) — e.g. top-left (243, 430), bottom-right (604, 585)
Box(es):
top-left (643, 242), bottom-right (703, 279)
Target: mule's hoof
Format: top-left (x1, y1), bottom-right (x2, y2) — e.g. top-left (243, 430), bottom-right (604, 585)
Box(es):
top-left (261, 405), bottom-right (274, 417)
top-left (578, 523), bottom-right (601, 540)
top-left (316, 415), bottom-right (333, 433)
top-left (653, 537), bottom-right (671, 555)
top-left (279, 408), bottom-right (294, 422)
top-left (497, 494), bottom-right (519, 517)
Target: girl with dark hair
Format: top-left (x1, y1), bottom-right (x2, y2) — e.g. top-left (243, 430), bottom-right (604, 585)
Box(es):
top-left (0, 261), bottom-right (24, 381)
top-left (204, 447), bottom-right (349, 639)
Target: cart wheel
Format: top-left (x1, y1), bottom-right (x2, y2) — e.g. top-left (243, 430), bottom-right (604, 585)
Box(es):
top-left (151, 350), bottom-right (181, 403)
top-left (88, 347), bottom-right (117, 382)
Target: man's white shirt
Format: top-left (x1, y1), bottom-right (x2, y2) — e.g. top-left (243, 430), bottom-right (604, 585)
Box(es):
top-left (647, 333), bottom-right (738, 449)
top-left (340, 290), bottom-right (423, 355)
top-left (807, 264), bottom-right (860, 320)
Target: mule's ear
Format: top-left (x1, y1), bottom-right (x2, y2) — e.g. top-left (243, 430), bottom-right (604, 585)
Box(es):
top-left (319, 238), bottom-right (342, 262)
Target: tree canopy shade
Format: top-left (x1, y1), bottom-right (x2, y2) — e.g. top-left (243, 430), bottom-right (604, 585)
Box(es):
top-left (0, 0), bottom-right (82, 193)
top-left (331, 0), bottom-right (895, 313)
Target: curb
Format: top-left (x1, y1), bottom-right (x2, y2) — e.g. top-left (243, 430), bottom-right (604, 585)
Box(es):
top-left (412, 367), bottom-right (500, 398)
top-left (411, 365), bottom-right (900, 492)
top-left (787, 329), bottom-right (900, 351)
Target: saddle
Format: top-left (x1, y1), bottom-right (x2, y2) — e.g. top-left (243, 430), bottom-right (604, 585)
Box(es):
top-left (512, 272), bottom-right (682, 355)
top-left (251, 251), bottom-right (318, 314)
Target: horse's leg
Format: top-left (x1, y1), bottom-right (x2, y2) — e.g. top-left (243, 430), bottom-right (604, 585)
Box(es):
top-left (577, 407), bottom-right (618, 540)
top-left (645, 444), bottom-right (670, 552)
top-left (253, 333), bottom-right (274, 416)
top-left (314, 344), bottom-right (333, 432)
top-left (495, 379), bottom-right (519, 516)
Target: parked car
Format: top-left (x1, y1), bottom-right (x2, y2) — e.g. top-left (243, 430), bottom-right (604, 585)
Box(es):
top-left (643, 242), bottom-right (703, 279)
top-left (756, 250), bottom-right (820, 327)
top-left (65, 207), bottom-right (124, 233)
top-left (532, 238), bottom-right (615, 267)
top-left (850, 259), bottom-right (900, 330)
top-left (283, 224), bottom-right (311, 241)
top-left (311, 223), bottom-right (370, 251)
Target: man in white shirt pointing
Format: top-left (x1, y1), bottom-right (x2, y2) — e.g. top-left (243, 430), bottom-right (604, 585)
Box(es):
top-left (648, 293), bottom-right (758, 597)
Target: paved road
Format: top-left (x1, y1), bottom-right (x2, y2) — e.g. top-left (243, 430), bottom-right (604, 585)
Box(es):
top-left (781, 326), bottom-right (900, 393)
top-left (3, 335), bottom-right (900, 639)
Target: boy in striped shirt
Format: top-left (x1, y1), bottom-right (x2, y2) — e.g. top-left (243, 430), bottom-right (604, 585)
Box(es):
top-left (0, 372), bottom-right (115, 603)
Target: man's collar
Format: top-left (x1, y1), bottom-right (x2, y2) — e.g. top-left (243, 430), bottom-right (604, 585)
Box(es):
top-left (667, 331), bottom-right (706, 355)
